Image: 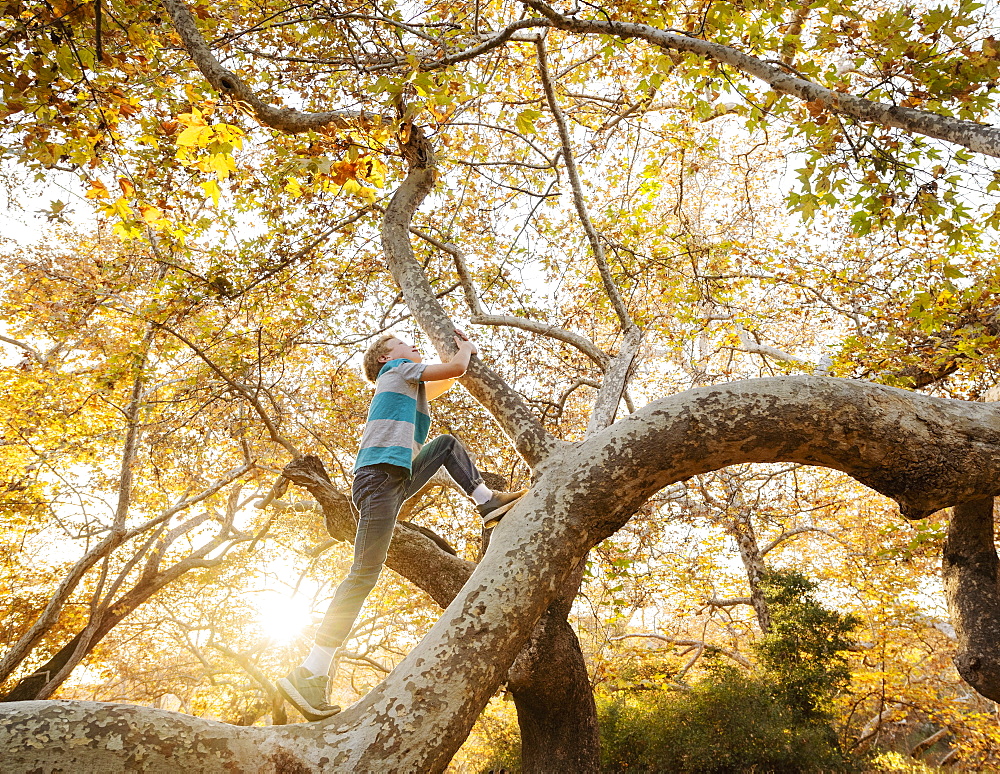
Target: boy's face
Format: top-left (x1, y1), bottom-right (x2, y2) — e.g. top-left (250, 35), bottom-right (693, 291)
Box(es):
top-left (379, 337), bottom-right (422, 364)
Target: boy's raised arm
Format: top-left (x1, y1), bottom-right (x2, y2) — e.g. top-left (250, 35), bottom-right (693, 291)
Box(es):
top-left (420, 334), bottom-right (477, 382)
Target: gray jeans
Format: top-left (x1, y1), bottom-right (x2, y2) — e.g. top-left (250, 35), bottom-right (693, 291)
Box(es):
top-left (315, 435), bottom-right (484, 648)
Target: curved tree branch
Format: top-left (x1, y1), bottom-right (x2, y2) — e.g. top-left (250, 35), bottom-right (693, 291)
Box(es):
top-left (425, 19), bottom-right (553, 69)
top-left (433, 232), bottom-right (611, 369)
top-left (380, 125), bottom-right (557, 467)
top-left (160, 0), bottom-right (388, 132)
top-left (0, 333), bottom-right (44, 364)
top-left (281, 455), bottom-right (474, 608)
top-left (521, 0), bottom-right (1000, 158)
top-left (7, 377), bottom-right (1000, 768)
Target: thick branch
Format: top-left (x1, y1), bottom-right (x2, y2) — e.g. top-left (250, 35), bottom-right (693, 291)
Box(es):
top-left (590, 377), bottom-right (1000, 523)
top-left (380, 126), bottom-right (557, 467)
top-left (6, 377), bottom-right (1000, 768)
top-left (705, 596), bottom-right (752, 607)
top-left (160, 0), bottom-right (387, 132)
top-left (522, 1), bottom-right (1000, 158)
top-left (585, 325), bottom-right (642, 436)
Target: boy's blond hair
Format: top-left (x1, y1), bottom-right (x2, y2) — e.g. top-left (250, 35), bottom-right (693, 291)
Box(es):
top-left (362, 334), bottom-right (397, 383)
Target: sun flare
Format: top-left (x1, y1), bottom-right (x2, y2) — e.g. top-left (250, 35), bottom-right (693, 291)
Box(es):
top-left (255, 592), bottom-right (313, 645)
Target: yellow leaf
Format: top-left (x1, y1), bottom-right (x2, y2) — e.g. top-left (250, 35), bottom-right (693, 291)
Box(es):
top-left (199, 179), bottom-right (221, 207)
top-left (85, 179), bottom-right (110, 199)
top-left (139, 204), bottom-right (163, 225)
top-left (177, 106), bottom-right (204, 126)
top-left (177, 125), bottom-right (214, 147)
top-left (103, 197), bottom-right (133, 218)
top-left (284, 177), bottom-right (303, 197)
top-left (208, 153), bottom-right (235, 179)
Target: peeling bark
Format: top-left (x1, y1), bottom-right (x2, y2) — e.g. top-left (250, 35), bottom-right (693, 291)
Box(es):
top-left (943, 498), bottom-right (1000, 702)
top-left (5, 378), bottom-right (1000, 768)
top-left (0, 701), bottom-right (295, 772)
top-left (586, 325), bottom-right (642, 437)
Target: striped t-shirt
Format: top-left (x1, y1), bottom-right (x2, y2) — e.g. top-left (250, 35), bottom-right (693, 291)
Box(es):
top-left (353, 358), bottom-right (430, 472)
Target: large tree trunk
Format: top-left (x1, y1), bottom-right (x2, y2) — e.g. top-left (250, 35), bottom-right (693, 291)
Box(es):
top-left (943, 497), bottom-right (1000, 701)
top-left (508, 569), bottom-right (599, 774)
top-left (510, 612), bottom-right (598, 774)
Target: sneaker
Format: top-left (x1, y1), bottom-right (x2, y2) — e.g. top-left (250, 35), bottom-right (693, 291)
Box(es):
top-left (277, 667), bottom-right (341, 721)
top-left (477, 490), bottom-right (527, 529)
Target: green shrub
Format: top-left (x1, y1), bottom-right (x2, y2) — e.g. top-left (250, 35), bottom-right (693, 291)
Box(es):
top-left (755, 569), bottom-right (860, 722)
top-left (474, 702), bottom-right (521, 773)
top-left (475, 569), bottom-right (862, 772)
top-left (598, 666), bottom-right (854, 773)
top-left (596, 569), bottom-right (860, 772)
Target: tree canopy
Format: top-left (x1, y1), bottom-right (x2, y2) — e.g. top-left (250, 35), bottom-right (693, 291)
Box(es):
top-left (2, 0), bottom-right (1000, 770)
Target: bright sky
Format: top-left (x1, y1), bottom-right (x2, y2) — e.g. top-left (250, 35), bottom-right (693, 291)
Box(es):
top-left (1, 165), bottom-right (95, 246)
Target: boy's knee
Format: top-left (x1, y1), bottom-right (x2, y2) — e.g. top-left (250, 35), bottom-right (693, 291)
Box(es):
top-left (347, 564), bottom-right (384, 590)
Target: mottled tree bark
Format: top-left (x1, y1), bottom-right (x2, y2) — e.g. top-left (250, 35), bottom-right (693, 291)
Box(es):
top-left (943, 497), bottom-right (1000, 702)
top-left (5, 378), bottom-right (1000, 769)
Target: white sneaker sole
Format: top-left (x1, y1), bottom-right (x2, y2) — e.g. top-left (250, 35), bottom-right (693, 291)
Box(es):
top-left (277, 677), bottom-right (341, 721)
top-left (482, 498), bottom-right (520, 529)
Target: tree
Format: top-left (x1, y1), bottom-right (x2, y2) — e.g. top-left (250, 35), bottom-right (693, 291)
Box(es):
top-left (2, 0), bottom-right (1000, 770)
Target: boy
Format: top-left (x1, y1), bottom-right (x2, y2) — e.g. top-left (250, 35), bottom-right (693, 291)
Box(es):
top-left (278, 330), bottom-right (525, 720)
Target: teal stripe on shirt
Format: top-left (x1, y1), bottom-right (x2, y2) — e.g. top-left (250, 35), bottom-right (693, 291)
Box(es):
top-left (367, 391), bottom-right (417, 420)
top-left (413, 411), bottom-right (430, 444)
top-left (355, 357), bottom-right (430, 473)
top-left (367, 394), bottom-right (430, 443)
